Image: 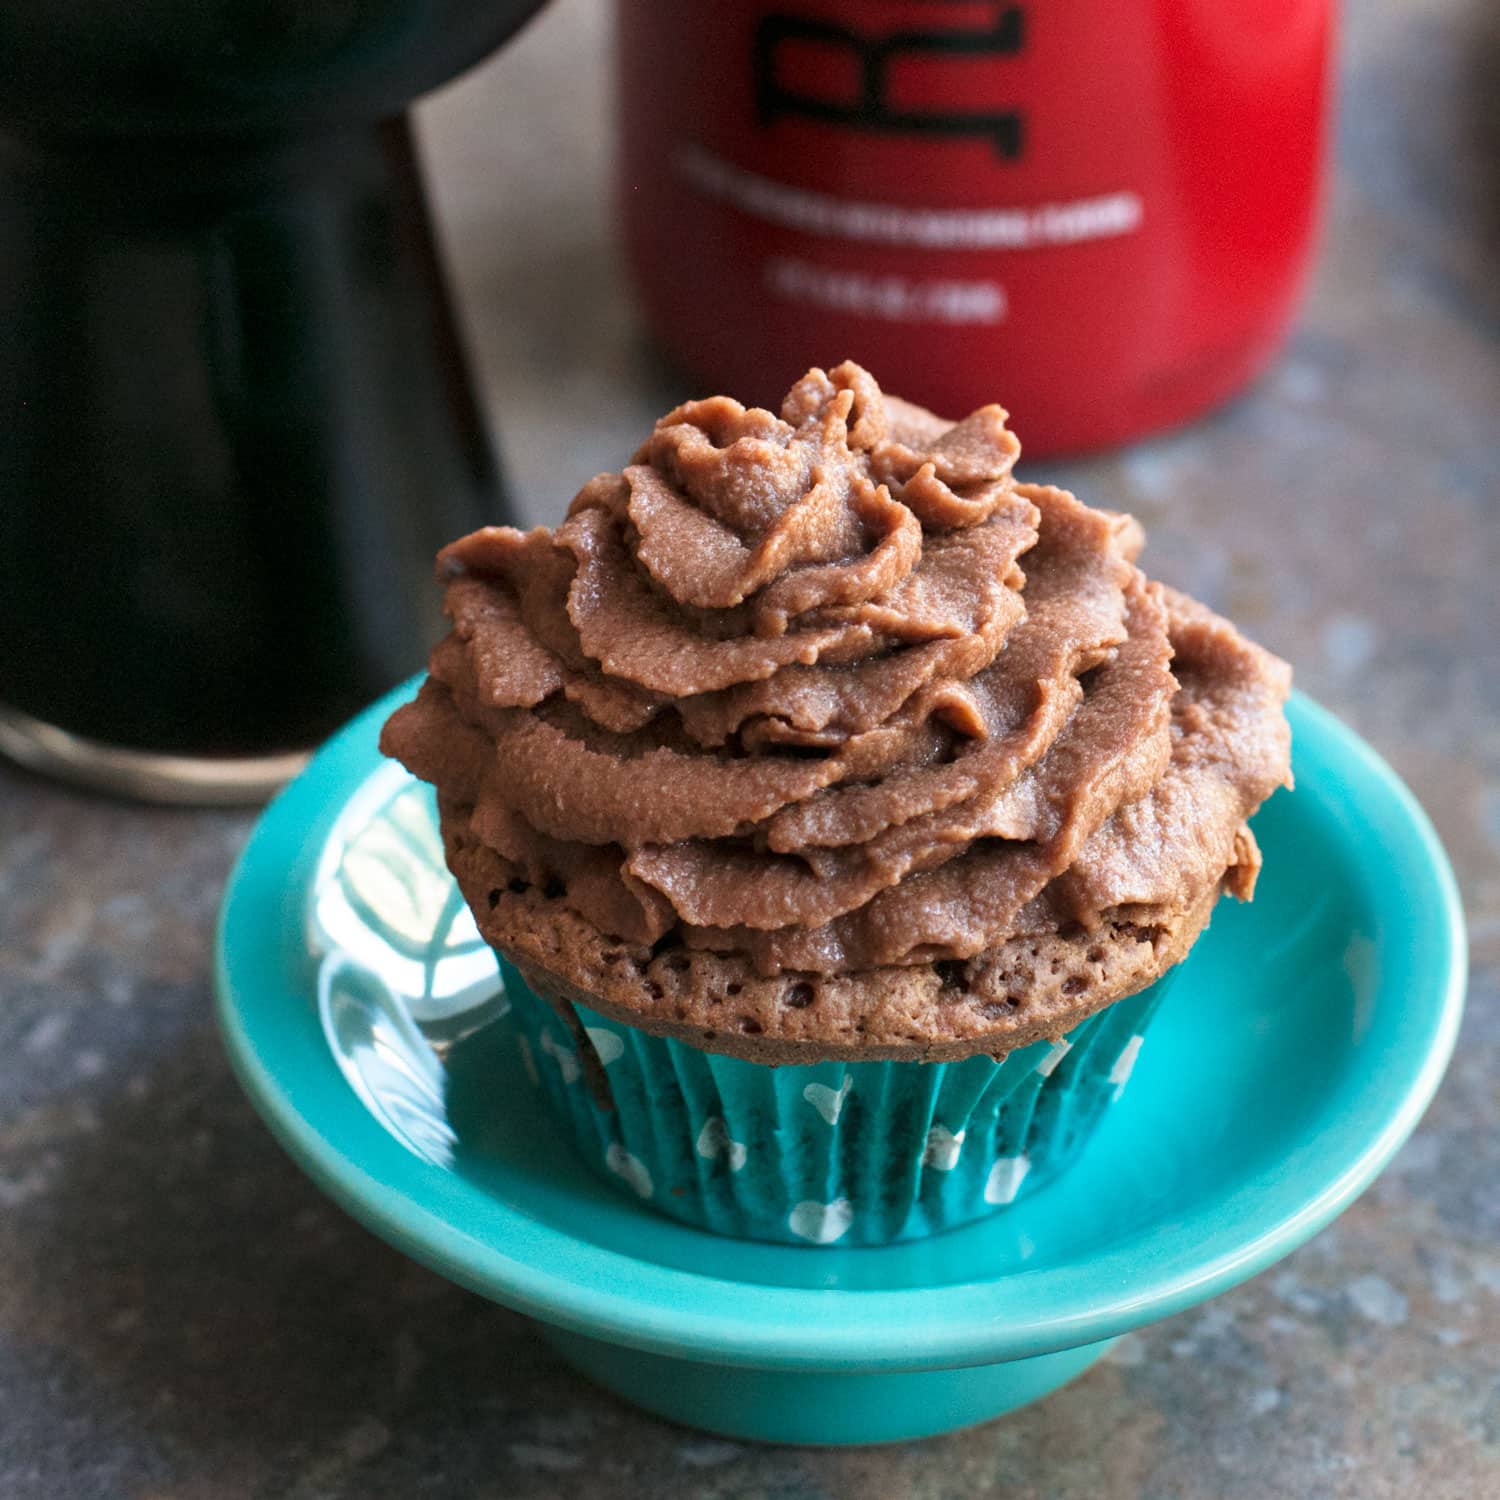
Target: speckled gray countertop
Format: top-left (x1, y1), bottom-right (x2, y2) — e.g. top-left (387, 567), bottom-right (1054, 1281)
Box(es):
top-left (3, 1), bottom-right (1498, 1495)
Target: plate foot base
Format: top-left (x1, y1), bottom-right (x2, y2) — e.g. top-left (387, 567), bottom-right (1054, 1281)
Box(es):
top-left (543, 1327), bottom-right (1116, 1445)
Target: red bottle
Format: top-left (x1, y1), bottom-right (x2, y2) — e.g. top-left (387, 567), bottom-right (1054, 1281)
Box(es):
top-left (616, 0), bottom-right (1333, 455)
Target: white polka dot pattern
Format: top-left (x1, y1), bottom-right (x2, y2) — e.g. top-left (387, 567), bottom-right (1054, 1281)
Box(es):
top-left (1110, 1035), bottom-right (1145, 1098)
top-left (788, 1198), bottom-right (854, 1244)
top-left (539, 1030), bottom-right (580, 1083)
top-left (922, 1124), bottom-right (966, 1171)
top-left (585, 1026), bottom-right (624, 1065)
top-left (802, 1077), bottom-right (853, 1124)
top-left (605, 1142), bottom-right (654, 1199)
top-left (984, 1155), bottom-right (1031, 1205)
top-left (695, 1116), bottom-right (748, 1172)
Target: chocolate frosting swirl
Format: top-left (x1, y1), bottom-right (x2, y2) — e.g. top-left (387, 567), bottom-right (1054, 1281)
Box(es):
top-left (383, 364), bottom-right (1291, 1059)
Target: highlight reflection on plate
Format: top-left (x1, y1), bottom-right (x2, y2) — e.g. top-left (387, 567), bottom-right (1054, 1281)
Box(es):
top-left (309, 763), bottom-right (508, 1167)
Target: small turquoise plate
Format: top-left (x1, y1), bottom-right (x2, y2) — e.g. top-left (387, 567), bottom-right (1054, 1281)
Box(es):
top-left (215, 684), bottom-right (1465, 1446)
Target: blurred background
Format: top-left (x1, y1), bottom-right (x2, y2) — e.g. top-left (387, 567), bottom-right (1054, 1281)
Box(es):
top-left (1, 0), bottom-right (1497, 1495)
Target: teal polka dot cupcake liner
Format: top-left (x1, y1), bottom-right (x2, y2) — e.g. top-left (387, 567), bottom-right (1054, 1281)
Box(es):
top-left (497, 957), bottom-right (1176, 1247)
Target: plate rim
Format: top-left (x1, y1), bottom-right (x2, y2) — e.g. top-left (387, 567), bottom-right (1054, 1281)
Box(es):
top-left (215, 683), bottom-right (1467, 1373)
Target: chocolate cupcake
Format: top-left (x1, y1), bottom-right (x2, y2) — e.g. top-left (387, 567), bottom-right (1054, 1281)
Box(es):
top-left (381, 363), bottom-right (1291, 1245)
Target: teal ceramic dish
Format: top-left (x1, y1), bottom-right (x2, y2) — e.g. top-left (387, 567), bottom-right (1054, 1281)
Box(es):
top-left (215, 683), bottom-right (1465, 1446)
top-left (502, 956), bottom-right (1176, 1247)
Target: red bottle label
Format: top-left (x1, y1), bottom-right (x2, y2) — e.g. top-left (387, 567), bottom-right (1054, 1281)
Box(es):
top-left (616, 0), bottom-right (1332, 454)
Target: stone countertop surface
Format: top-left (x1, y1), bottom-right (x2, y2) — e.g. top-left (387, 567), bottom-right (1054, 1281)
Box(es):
top-left (3, 1), bottom-right (1498, 1495)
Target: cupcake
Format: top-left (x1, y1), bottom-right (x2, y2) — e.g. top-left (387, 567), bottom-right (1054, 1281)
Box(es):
top-left (380, 362), bottom-right (1291, 1246)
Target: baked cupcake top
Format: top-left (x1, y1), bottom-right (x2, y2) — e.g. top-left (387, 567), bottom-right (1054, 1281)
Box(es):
top-left (382, 363), bottom-right (1292, 1062)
